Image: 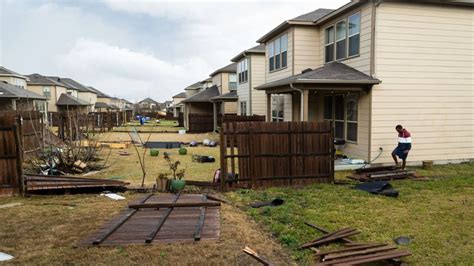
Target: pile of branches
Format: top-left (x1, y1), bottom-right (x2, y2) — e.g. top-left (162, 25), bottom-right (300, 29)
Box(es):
top-left (25, 138), bottom-right (111, 175)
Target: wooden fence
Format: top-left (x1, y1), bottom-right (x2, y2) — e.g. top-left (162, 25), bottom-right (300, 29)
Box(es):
top-left (0, 125), bottom-right (23, 196)
top-left (188, 114), bottom-right (214, 132)
top-left (220, 121), bottom-right (334, 191)
top-left (0, 111), bottom-right (44, 156)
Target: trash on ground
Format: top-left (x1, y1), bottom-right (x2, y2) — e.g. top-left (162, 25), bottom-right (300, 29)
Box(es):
top-left (242, 246), bottom-right (273, 266)
top-left (0, 252), bottom-right (14, 262)
top-left (250, 198), bottom-right (284, 208)
top-left (394, 236), bottom-right (411, 245)
top-left (192, 155), bottom-right (215, 163)
top-left (0, 202), bottom-right (23, 209)
top-left (118, 151), bottom-right (131, 156)
top-left (100, 192), bottom-right (126, 200)
top-left (354, 181), bottom-right (399, 197)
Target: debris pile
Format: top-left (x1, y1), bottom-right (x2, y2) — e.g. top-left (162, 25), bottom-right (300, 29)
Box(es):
top-left (347, 165), bottom-right (427, 182)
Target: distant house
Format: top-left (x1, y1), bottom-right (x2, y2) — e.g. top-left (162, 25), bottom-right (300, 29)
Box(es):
top-left (26, 74), bottom-right (70, 113)
top-left (170, 92), bottom-right (187, 117)
top-left (0, 66), bottom-right (27, 89)
top-left (136, 97), bottom-right (161, 113)
top-left (209, 63), bottom-right (238, 117)
top-left (230, 44), bottom-right (266, 116)
top-left (88, 86), bottom-right (113, 111)
top-left (54, 78), bottom-right (97, 112)
top-left (0, 81), bottom-right (46, 112)
top-left (254, 0), bottom-right (473, 164)
top-left (55, 93), bottom-right (91, 114)
top-left (163, 100), bottom-right (172, 111)
top-left (181, 85), bottom-right (220, 130)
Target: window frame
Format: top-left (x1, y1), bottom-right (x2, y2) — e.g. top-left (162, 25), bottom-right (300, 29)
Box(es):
top-left (238, 58), bottom-right (249, 84)
top-left (324, 11), bottom-right (361, 63)
top-left (240, 101), bottom-right (247, 116)
top-left (42, 86), bottom-right (51, 99)
top-left (323, 93), bottom-right (359, 143)
top-left (228, 73), bottom-right (237, 90)
top-left (268, 33), bottom-right (288, 73)
top-left (271, 95), bottom-right (284, 122)
top-left (335, 19), bottom-right (347, 60)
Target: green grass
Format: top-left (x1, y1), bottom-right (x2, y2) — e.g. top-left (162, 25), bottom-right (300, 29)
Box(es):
top-left (227, 162), bottom-right (474, 264)
top-left (115, 120), bottom-right (184, 131)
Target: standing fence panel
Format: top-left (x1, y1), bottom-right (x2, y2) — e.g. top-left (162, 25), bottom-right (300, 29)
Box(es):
top-left (0, 125), bottom-right (22, 196)
top-left (188, 114), bottom-right (214, 133)
top-left (220, 121), bottom-right (333, 191)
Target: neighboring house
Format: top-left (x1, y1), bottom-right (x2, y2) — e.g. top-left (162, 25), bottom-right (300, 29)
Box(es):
top-left (163, 101), bottom-right (172, 111)
top-left (170, 92), bottom-right (187, 117)
top-left (0, 66), bottom-right (27, 89)
top-left (88, 86), bottom-right (113, 111)
top-left (254, 0), bottom-right (473, 164)
top-left (181, 85), bottom-right (220, 130)
top-left (122, 98), bottom-right (133, 110)
top-left (0, 81), bottom-right (46, 112)
top-left (56, 78), bottom-right (97, 112)
top-left (230, 44), bottom-right (266, 116)
top-left (26, 74), bottom-right (69, 113)
top-left (55, 93), bottom-right (91, 114)
top-left (209, 62), bottom-right (238, 115)
top-left (137, 97), bottom-right (160, 111)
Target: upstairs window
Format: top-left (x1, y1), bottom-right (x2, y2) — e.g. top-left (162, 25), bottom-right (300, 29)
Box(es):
top-left (238, 58), bottom-right (248, 84)
top-left (268, 34), bottom-right (288, 72)
top-left (336, 20), bottom-right (347, 60)
top-left (42, 86), bottom-right (51, 99)
top-left (348, 12), bottom-right (361, 57)
top-left (228, 73), bottom-right (237, 90)
top-left (325, 26), bottom-right (335, 63)
top-left (325, 11), bottom-right (361, 62)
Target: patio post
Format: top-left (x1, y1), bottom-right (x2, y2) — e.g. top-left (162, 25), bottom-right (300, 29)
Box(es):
top-left (266, 93), bottom-right (271, 122)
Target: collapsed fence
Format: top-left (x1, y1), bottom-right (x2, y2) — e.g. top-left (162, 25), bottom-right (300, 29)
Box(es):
top-left (220, 121), bottom-right (334, 191)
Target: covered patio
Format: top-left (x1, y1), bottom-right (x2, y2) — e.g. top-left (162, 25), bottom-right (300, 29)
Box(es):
top-left (256, 62), bottom-right (380, 161)
top-left (210, 90), bottom-right (238, 131)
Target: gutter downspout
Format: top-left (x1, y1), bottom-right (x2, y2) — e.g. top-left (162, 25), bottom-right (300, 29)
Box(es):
top-left (290, 83), bottom-right (304, 122)
top-left (244, 52), bottom-right (253, 116)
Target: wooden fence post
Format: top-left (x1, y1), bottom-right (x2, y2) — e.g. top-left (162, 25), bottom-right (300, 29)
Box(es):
top-left (13, 124), bottom-right (24, 195)
top-left (219, 122), bottom-right (227, 191)
top-left (248, 123), bottom-right (255, 188)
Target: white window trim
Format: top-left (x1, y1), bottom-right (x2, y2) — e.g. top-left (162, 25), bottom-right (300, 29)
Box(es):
top-left (323, 93), bottom-right (358, 144)
top-left (324, 26), bottom-right (335, 63)
top-left (324, 11), bottom-right (361, 63)
top-left (268, 33), bottom-right (288, 73)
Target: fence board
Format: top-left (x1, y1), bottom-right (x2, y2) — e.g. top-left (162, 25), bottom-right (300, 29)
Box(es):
top-left (220, 121), bottom-right (333, 190)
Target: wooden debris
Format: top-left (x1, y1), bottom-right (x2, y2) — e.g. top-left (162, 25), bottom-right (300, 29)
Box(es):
top-left (316, 250), bottom-right (411, 265)
top-left (128, 201), bottom-right (221, 209)
top-left (304, 222), bottom-right (352, 243)
top-left (24, 174), bottom-right (129, 192)
top-left (242, 246), bottom-right (274, 266)
top-left (348, 166), bottom-right (426, 182)
top-left (194, 207), bottom-right (206, 241)
top-left (145, 193), bottom-right (181, 243)
top-left (206, 194), bottom-right (231, 204)
top-left (300, 228), bottom-right (360, 249)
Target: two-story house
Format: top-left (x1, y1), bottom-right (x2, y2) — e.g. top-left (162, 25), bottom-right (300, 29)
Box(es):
top-left (0, 66), bottom-right (28, 89)
top-left (26, 74), bottom-right (68, 113)
top-left (170, 92), bottom-right (186, 117)
top-left (136, 97), bottom-right (160, 112)
top-left (230, 44), bottom-right (266, 116)
top-left (255, 0), bottom-right (473, 164)
top-left (57, 78), bottom-right (97, 112)
top-left (88, 86), bottom-right (113, 111)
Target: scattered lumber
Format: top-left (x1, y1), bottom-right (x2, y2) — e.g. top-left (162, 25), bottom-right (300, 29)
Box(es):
top-left (206, 194), bottom-right (231, 204)
top-left (242, 246), bottom-right (274, 266)
top-left (348, 165), bottom-right (426, 182)
top-left (128, 201), bottom-right (221, 209)
top-left (304, 222), bottom-right (352, 243)
top-left (24, 174), bottom-right (129, 192)
top-left (316, 250), bottom-right (411, 265)
top-left (300, 228), bottom-right (360, 249)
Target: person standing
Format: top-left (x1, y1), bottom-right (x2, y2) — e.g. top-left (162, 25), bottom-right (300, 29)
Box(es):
top-left (392, 125), bottom-right (412, 170)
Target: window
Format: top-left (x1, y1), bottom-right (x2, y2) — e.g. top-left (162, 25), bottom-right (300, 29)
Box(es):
top-left (268, 34), bottom-right (288, 72)
top-left (240, 101), bottom-right (247, 116)
top-left (325, 12), bottom-right (361, 62)
top-left (346, 93), bottom-right (358, 142)
top-left (268, 42), bottom-right (274, 71)
top-left (238, 58), bottom-right (248, 84)
top-left (42, 86), bottom-right (51, 98)
top-left (348, 13), bottom-right (361, 57)
top-left (323, 93), bottom-right (358, 142)
top-left (325, 26), bottom-right (335, 63)
top-left (271, 95), bottom-right (284, 122)
top-left (336, 20), bottom-right (346, 60)
top-left (228, 73), bottom-right (237, 90)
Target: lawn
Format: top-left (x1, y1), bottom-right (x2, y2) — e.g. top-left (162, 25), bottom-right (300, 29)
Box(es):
top-left (113, 119), bottom-right (185, 132)
top-left (227, 162), bottom-right (474, 264)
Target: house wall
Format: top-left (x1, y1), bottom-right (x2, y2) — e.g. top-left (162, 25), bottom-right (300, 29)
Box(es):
top-left (189, 102), bottom-right (213, 114)
top-left (0, 76), bottom-right (27, 88)
top-left (97, 96), bottom-right (111, 105)
top-left (251, 54), bottom-right (267, 116)
top-left (172, 97), bottom-right (185, 105)
top-left (237, 58), bottom-right (250, 115)
top-left (223, 101), bottom-right (237, 114)
top-left (0, 99), bottom-right (14, 110)
top-left (293, 26), bottom-right (321, 74)
top-left (318, 2), bottom-right (373, 74)
top-left (371, 1), bottom-right (474, 163)
top-left (78, 91), bottom-right (97, 111)
top-left (26, 85), bottom-right (67, 112)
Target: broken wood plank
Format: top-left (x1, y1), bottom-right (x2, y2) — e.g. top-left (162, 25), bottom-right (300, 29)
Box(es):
top-left (145, 193), bottom-right (181, 244)
top-left (243, 246), bottom-right (274, 266)
top-left (317, 243), bottom-right (387, 257)
top-left (316, 250), bottom-right (411, 265)
top-left (300, 229), bottom-right (360, 249)
top-left (304, 223), bottom-right (352, 243)
top-left (194, 207), bottom-right (206, 241)
top-left (92, 194), bottom-right (154, 245)
top-left (129, 201), bottom-right (221, 209)
top-left (206, 194), bottom-right (231, 204)
top-left (322, 245), bottom-right (398, 261)
top-left (355, 165), bottom-right (400, 174)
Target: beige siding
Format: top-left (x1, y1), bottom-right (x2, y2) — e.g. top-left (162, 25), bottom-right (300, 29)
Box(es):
top-left (283, 94), bottom-right (293, 121)
top-left (318, 2), bottom-right (373, 74)
top-left (265, 29), bottom-right (294, 82)
top-left (293, 26), bottom-right (321, 74)
top-left (224, 101), bottom-right (237, 114)
top-left (237, 74), bottom-right (250, 115)
top-left (172, 97), bottom-right (185, 105)
top-left (343, 91), bottom-right (370, 160)
top-left (371, 2), bottom-right (474, 163)
top-left (250, 54), bottom-right (267, 116)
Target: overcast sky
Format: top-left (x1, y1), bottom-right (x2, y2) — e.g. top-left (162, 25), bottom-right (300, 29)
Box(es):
top-left (0, 0), bottom-right (348, 102)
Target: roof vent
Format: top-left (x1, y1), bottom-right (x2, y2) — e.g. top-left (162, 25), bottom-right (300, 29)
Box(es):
top-left (302, 68), bottom-right (312, 74)
top-left (2, 81), bottom-right (8, 84)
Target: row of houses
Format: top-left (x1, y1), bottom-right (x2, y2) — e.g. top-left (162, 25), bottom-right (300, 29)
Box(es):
top-left (0, 66), bottom-right (134, 117)
top-left (168, 0), bottom-right (473, 164)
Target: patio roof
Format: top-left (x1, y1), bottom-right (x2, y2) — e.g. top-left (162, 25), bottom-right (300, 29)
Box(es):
top-left (210, 90), bottom-right (238, 102)
top-left (56, 93), bottom-right (91, 106)
top-left (181, 85), bottom-right (219, 103)
top-left (255, 62), bottom-right (381, 91)
top-left (0, 81), bottom-right (46, 100)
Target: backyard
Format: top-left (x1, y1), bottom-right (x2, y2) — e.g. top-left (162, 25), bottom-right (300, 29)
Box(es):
top-left (0, 121), bottom-right (473, 264)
